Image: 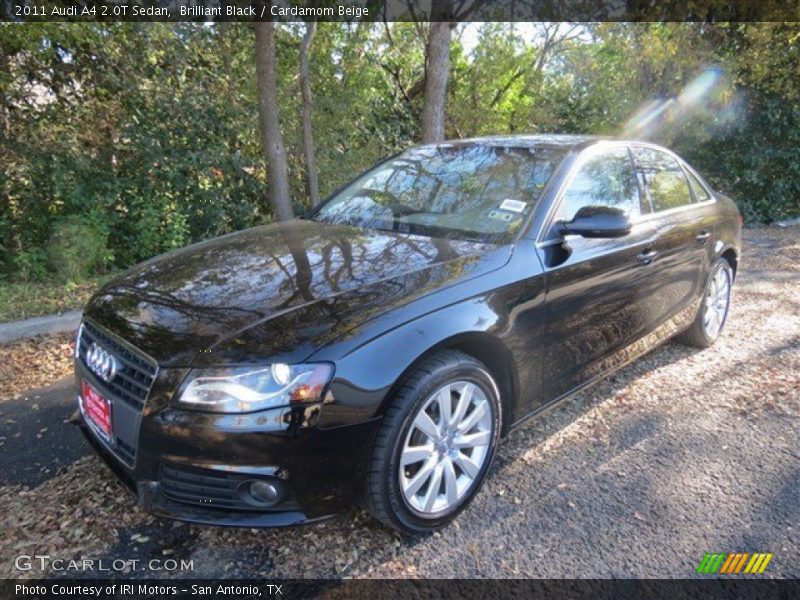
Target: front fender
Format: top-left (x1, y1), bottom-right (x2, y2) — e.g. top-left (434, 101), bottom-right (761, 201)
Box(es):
top-left (315, 297), bottom-right (508, 428)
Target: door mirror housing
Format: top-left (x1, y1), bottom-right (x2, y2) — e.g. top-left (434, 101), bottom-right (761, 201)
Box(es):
top-left (558, 205), bottom-right (632, 239)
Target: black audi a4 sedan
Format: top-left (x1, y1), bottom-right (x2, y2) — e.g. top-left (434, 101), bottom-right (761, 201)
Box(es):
top-left (74, 135), bottom-right (741, 534)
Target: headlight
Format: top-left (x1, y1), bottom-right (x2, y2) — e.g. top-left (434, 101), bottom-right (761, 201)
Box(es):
top-left (176, 363), bottom-right (333, 414)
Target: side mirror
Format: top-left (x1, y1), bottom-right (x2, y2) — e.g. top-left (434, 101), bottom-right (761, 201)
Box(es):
top-left (559, 205), bottom-right (632, 239)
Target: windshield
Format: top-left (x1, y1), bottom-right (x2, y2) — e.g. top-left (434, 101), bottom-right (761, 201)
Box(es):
top-left (310, 144), bottom-right (566, 243)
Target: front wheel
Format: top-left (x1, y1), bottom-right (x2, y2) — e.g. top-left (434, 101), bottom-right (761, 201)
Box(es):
top-left (677, 257), bottom-right (733, 348)
top-left (364, 350), bottom-right (502, 534)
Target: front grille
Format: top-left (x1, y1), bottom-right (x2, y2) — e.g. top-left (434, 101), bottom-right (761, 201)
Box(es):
top-left (77, 320), bottom-right (157, 411)
top-left (159, 464), bottom-right (288, 512)
top-left (77, 319), bottom-right (157, 468)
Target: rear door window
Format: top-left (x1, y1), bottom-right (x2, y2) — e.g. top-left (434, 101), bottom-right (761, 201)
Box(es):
top-left (634, 147), bottom-right (693, 212)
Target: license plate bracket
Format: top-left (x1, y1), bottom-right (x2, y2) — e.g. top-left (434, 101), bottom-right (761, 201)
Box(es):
top-left (82, 381), bottom-right (113, 440)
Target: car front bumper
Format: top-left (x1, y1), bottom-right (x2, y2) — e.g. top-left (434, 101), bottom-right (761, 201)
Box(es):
top-left (74, 362), bottom-right (382, 528)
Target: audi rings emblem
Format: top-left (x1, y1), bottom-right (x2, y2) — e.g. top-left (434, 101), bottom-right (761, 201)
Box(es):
top-left (86, 342), bottom-right (119, 383)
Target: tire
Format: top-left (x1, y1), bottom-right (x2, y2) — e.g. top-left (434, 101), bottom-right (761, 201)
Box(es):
top-left (677, 257), bottom-right (733, 348)
top-left (364, 350), bottom-right (502, 534)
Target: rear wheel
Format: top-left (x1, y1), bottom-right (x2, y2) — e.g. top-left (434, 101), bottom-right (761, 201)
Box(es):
top-left (678, 257), bottom-right (733, 348)
top-left (365, 350), bottom-right (501, 534)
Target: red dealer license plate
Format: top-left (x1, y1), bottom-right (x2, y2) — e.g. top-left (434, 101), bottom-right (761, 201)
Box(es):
top-left (82, 381), bottom-right (112, 439)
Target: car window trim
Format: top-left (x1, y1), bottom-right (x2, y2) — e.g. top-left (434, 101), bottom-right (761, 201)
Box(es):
top-left (629, 145), bottom-right (654, 215)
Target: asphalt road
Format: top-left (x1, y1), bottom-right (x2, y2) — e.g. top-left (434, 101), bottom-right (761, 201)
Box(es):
top-left (1, 229), bottom-right (798, 579)
top-left (0, 377), bottom-right (87, 487)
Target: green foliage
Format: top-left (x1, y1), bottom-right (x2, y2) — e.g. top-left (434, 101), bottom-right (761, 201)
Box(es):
top-left (532, 23), bottom-right (799, 223)
top-left (682, 94), bottom-right (800, 222)
top-left (11, 249), bottom-right (48, 283)
top-left (47, 216), bottom-right (112, 282)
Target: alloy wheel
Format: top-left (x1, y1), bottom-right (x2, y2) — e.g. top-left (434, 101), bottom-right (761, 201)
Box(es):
top-left (704, 266), bottom-right (731, 339)
top-left (399, 380), bottom-right (493, 517)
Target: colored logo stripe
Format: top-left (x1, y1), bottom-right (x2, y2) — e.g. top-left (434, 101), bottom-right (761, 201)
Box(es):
top-left (697, 552), bottom-right (773, 574)
top-left (744, 553), bottom-right (773, 574)
top-left (719, 553), bottom-right (748, 573)
top-left (697, 553), bottom-right (726, 574)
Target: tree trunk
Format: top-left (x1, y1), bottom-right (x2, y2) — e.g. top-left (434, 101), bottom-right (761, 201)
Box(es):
top-left (0, 42), bottom-right (10, 140)
top-left (254, 22), bottom-right (294, 222)
top-left (221, 23), bottom-right (238, 154)
top-left (299, 23), bottom-right (320, 207)
top-left (421, 22), bottom-right (453, 144)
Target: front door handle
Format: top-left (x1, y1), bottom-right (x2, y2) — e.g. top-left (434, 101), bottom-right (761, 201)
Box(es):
top-left (637, 250), bottom-right (658, 265)
top-left (696, 230), bottom-right (711, 242)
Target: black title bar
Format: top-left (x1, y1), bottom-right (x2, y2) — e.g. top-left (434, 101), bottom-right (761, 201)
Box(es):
top-left (2, 0), bottom-right (800, 22)
top-left (2, 579), bottom-right (800, 600)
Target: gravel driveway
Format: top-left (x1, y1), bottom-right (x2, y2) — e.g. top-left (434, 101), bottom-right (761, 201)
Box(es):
top-left (1, 226), bottom-right (797, 579)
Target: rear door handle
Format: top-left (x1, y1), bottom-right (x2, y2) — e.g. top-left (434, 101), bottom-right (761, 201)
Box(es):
top-left (696, 230), bottom-right (711, 242)
top-left (637, 250), bottom-right (658, 265)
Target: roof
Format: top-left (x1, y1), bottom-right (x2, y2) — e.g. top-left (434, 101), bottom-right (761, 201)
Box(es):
top-left (438, 134), bottom-right (606, 150)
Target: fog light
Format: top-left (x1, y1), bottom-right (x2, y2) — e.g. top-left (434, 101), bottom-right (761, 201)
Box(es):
top-left (238, 479), bottom-right (283, 507)
top-left (250, 481), bottom-right (279, 503)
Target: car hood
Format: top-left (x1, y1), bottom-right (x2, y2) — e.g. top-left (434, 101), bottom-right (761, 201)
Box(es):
top-left (84, 219), bottom-right (512, 366)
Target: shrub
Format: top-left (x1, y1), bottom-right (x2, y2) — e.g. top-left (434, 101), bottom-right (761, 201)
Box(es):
top-left (12, 249), bottom-right (49, 282)
top-left (46, 216), bottom-right (112, 282)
